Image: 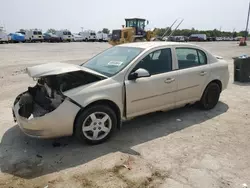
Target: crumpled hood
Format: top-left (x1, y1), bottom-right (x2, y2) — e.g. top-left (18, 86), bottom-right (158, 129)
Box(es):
top-left (26, 62), bottom-right (107, 78)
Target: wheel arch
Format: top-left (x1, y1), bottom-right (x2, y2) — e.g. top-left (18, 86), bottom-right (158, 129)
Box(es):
top-left (200, 79), bottom-right (222, 100)
top-left (73, 99), bottom-right (122, 134)
top-left (207, 79), bottom-right (222, 92)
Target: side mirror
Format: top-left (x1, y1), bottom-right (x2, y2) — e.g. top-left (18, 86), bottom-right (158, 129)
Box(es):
top-left (128, 68), bottom-right (150, 80)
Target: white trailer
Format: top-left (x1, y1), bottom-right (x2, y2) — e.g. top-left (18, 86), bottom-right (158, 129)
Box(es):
top-left (17, 29), bottom-right (43, 42)
top-left (0, 26), bottom-right (9, 43)
top-left (96, 32), bottom-right (108, 42)
top-left (79, 30), bottom-right (96, 42)
top-left (55, 30), bottom-right (72, 42)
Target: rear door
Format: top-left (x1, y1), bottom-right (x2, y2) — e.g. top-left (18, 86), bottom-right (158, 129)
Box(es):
top-left (125, 47), bottom-right (178, 118)
top-left (174, 47), bottom-right (210, 106)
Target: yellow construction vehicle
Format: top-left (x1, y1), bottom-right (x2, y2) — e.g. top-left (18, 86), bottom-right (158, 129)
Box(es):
top-left (108, 18), bottom-right (157, 46)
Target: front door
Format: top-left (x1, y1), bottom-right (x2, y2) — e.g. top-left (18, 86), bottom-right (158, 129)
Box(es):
top-left (125, 48), bottom-right (178, 118)
top-left (174, 47), bottom-right (211, 106)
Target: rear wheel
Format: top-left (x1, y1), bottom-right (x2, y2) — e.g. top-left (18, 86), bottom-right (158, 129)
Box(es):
top-left (75, 105), bottom-right (117, 145)
top-left (199, 82), bottom-right (221, 110)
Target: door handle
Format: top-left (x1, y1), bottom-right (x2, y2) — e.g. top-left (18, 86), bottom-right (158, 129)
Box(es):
top-left (200, 71), bottom-right (207, 76)
top-left (165, 77), bottom-right (175, 83)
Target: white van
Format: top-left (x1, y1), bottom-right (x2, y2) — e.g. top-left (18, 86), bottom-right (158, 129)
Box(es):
top-left (79, 30), bottom-right (96, 42)
top-left (55, 30), bottom-right (72, 42)
top-left (96, 32), bottom-right (108, 42)
top-left (16, 29), bottom-right (43, 42)
top-left (0, 26), bottom-right (9, 43)
top-left (18, 29), bottom-right (43, 42)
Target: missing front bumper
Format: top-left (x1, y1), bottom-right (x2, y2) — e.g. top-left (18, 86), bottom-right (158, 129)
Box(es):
top-left (13, 98), bottom-right (80, 138)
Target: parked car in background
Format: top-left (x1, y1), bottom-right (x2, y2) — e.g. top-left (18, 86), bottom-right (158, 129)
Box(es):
top-left (175, 36), bottom-right (188, 42)
top-left (8, 33), bottom-right (25, 43)
top-left (79, 30), bottom-right (96, 42)
top-left (0, 26), bottom-right (9, 43)
top-left (13, 42), bottom-right (229, 144)
top-left (55, 30), bottom-right (72, 42)
top-left (107, 34), bottom-right (112, 41)
top-left (234, 36), bottom-right (242, 41)
top-left (72, 33), bottom-right (84, 42)
top-left (189, 34), bottom-right (207, 41)
top-left (96, 32), bottom-right (108, 42)
top-left (207, 37), bottom-right (216, 41)
top-left (43, 33), bottom-right (61, 43)
top-left (166, 36), bottom-right (176, 41)
top-left (17, 29), bottom-right (43, 42)
top-left (215, 37), bottom-right (222, 41)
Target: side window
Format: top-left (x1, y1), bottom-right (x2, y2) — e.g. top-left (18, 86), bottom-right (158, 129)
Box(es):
top-left (176, 48), bottom-right (207, 69)
top-left (133, 48), bottom-right (172, 75)
top-left (198, 50), bottom-right (207, 65)
top-left (151, 50), bottom-right (161, 60)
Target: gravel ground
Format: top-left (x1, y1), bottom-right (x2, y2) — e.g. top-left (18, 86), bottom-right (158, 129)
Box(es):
top-left (0, 41), bottom-right (249, 188)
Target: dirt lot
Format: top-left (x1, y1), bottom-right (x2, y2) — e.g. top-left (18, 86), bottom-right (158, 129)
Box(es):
top-left (0, 42), bottom-right (250, 188)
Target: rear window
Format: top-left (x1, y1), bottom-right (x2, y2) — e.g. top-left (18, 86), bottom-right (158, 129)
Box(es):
top-left (90, 33), bottom-right (96, 36)
top-left (33, 31), bottom-right (38, 35)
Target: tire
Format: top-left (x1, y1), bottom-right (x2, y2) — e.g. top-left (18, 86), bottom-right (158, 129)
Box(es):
top-left (75, 105), bottom-right (117, 145)
top-left (199, 82), bottom-right (221, 110)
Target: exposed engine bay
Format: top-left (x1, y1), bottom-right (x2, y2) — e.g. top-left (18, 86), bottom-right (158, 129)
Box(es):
top-left (13, 71), bottom-right (104, 120)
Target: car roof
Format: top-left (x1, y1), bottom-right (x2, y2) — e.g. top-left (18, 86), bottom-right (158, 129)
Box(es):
top-left (118, 41), bottom-right (200, 50)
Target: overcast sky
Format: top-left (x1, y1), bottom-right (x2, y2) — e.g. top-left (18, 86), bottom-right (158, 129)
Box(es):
top-left (0, 0), bottom-right (249, 33)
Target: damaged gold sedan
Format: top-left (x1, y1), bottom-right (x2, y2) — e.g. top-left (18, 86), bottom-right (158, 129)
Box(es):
top-left (12, 62), bottom-right (114, 144)
top-left (12, 42), bottom-right (229, 144)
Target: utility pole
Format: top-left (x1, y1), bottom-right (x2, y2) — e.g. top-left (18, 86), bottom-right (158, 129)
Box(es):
top-left (244, 1), bottom-right (250, 40)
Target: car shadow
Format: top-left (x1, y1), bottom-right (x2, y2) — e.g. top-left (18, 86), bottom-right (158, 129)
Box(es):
top-left (0, 102), bottom-right (229, 179)
top-left (233, 81), bottom-right (250, 86)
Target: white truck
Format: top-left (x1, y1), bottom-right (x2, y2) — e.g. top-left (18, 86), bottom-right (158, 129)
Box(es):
top-left (55, 30), bottom-right (72, 42)
top-left (0, 26), bottom-right (9, 43)
top-left (17, 29), bottom-right (43, 42)
top-left (79, 30), bottom-right (96, 42)
top-left (96, 31), bottom-right (108, 42)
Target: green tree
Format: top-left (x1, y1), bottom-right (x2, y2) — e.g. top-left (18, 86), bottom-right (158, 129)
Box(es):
top-left (102, 28), bottom-right (110, 34)
top-left (155, 27), bottom-right (171, 37)
top-left (47, 28), bottom-right (56, 34)
top-left (233, 32), bottom-right (237, 38)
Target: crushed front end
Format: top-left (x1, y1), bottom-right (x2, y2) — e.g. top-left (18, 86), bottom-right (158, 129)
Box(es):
top-left (12, 68), bottom-right (104, 138)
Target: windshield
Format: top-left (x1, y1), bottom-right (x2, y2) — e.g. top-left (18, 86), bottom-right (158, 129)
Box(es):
top-left (63, 31), bottom-right (71, 35)
top-left (17, 31), bottom-right (25, 35)
top-left (82, 46), bottom-right (144, 77)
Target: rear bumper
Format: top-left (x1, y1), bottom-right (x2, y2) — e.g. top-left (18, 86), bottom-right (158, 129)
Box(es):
top-left (13, 98), bottom-right (80, 138)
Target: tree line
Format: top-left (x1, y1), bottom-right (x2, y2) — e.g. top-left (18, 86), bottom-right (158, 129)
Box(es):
top-left (154, 27), bottom-right (249, 38)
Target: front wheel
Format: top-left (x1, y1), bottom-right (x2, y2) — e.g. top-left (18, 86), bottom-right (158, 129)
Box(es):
top-left (199, 82), bottom-right (221, 110)
top-left (75, 105), bottom-right (117, 144)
